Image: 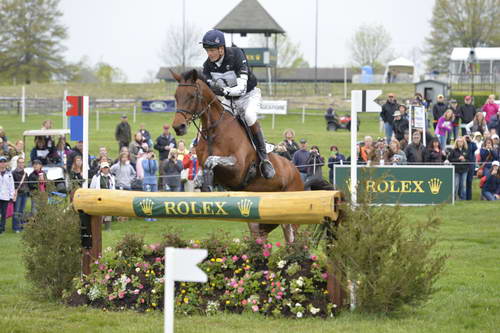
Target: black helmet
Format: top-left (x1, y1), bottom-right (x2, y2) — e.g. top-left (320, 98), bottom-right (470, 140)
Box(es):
top-left (201, 29), bottom-right (225, 48)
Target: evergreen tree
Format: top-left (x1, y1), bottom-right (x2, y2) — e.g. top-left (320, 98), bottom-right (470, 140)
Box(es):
top-left (426, 0), bottom-right (500, 72)
top-left (0, 0), bottom-right (67, 84)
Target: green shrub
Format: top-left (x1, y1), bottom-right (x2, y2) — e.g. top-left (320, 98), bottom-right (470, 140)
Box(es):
top-left (316, 199), bottom-right (448, 313)
top-left (22, 192), bottom-right (81, 299)
top-left (115, 233), bottom-right (145, 258)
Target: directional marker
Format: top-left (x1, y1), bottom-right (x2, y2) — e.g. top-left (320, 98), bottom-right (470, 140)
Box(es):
top-left (351, 90), bottom-right (382, 112)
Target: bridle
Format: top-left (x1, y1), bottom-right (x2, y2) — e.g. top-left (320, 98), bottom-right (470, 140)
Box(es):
top-left (175, 82), bottom-right (230, 146)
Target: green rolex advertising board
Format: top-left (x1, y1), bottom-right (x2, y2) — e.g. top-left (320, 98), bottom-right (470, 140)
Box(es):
top-left (334, 166), bottom-right (455, 205)
top-left (133, 196), bottom-right (261, 219)
top-left (242, 48), bottom-right (277, 67)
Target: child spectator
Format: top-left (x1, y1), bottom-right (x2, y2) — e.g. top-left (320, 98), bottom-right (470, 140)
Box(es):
top-left (182, 145), bottom-right (199, 192)
top-left (110, 153), bottom-right (136, 190)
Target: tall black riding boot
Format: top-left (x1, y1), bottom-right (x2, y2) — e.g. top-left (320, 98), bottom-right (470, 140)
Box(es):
top-left (250, 123), bottom-right (276, 179)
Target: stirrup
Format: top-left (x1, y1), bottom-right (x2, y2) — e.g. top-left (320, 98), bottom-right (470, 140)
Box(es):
top-left (260, 159), bottom-right (275, 179)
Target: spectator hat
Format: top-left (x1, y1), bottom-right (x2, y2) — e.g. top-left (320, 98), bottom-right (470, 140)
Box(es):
top-left (464, 95), bottom-right (472, 101)
top-left (437, 94), bottom-right (444, 98)
top-left (163, 124), bottom-right (170, 129)
top-left (450, 99), bottom-right (458, 103)
top-left (473, 131), bottom-right (482, 138)
top-left (0, 156), bottom-right (7, 162)
top-left (100, 161), bottom-right (110, 169)
top-left (492, 161), bottom-right (500, 167)
top-left (492, 134), bottom-right (499, 140)
top-left (32, 159), bottom-right (42, 165)
top-left (393, 111), bottom-right (402, 117)
top-left (121, 114), bottom-right (128, 119)
top-left (299, 138), bottom-right (307, 144)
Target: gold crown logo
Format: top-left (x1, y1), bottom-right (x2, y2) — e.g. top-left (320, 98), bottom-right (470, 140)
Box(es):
top-left (428, 178), bottom-right (442, 195)
top-left (237, 199), bottom-right (252, 217)
top-left (345, 179), bottom-right (359, 193)
top-left (139, 198), bottom-right (154, 215)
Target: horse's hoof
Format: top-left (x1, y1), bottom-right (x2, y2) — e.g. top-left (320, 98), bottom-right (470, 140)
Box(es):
top-left (260, 160), bottom-right (276, 179)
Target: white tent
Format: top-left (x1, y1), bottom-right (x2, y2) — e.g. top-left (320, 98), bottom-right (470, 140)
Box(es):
top-left (384, 57), bottom-right (418, 83)
top-left (450, 47), bottom-right (500, 61)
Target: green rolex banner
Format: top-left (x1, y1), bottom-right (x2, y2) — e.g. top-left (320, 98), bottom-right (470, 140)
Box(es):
top-left (133, 196), bottom-right (261, 219)
top-left (334, 165), bottom-right (455, 205)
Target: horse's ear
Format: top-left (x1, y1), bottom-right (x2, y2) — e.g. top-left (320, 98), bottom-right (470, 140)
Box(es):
top-left (190, 69), bottom-right (198, 83)
top-left (169, 69), bottom-right (181, 82)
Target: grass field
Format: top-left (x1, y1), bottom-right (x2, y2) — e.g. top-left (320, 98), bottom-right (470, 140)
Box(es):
top-left (0, 96), bottom-right (499, 332)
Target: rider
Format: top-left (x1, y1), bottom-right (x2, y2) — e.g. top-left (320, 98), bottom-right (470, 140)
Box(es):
top-left (200, 29), bottom-right (275, 179)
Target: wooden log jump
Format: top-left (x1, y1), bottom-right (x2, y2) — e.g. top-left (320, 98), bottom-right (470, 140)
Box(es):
top-left (73, 189), bottom-right (345, 308)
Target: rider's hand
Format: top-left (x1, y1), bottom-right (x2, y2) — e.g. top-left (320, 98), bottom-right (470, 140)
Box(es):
top-left (210, 85), bottom-right (224, 96)
top-left (222, 87), bottom-right (231, 97)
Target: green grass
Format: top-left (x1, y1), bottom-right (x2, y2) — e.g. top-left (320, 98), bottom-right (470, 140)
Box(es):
top-left (0, 100), bottom-right (499, 332)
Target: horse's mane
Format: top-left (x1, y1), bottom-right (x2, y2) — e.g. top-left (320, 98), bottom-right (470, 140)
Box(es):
top-left (180, 69), bottom-right (208, 86)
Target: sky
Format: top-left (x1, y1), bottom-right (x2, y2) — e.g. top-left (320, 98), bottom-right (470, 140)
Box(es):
top-left (59, 0), bottom-right (436, 82)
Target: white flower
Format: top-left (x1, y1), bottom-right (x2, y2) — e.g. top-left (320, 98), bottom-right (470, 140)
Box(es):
top-left (105, 246), bottom-right (112, 253)
top-left (277, 260), bottom-right (287, 269)
top-left (135, 267), bottom-right (140, 272)
top-left (296, 311), bottom-right (303, 318)
top-left (232, 238), bottom-right (240, 243)
top-left (310, 306), bottom-right (320, 315)
top-left (88, 286), bottom-right (101, 301)
top-left (296, 277), bottom-right (304, 287)
top-left (295, 303), bottom-right (302, 307)
top-left (152, 289), bottom-right (156, 294)
top-left (77, 289), bottom-right (82, 295)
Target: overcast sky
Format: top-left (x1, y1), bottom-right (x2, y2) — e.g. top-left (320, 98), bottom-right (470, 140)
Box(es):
top-left (60, 0), bottom-right (436, 82)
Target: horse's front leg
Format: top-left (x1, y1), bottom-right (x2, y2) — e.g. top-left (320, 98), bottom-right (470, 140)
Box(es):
top-left (200, 155), bottom-right (237, 192)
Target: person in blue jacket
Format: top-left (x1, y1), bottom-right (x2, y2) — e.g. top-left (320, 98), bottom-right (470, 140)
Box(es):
top-left (482, 161), bottom-right (500, 200)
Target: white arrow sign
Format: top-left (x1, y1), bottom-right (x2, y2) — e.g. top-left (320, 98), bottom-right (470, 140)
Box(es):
top-left (351, 90), bottom-right (382, 112)
top-left (164, 247), bottom-right (207, 333)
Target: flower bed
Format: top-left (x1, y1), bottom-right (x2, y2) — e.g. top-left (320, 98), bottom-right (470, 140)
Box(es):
top-left (66, 231), bottom-right (337, 318)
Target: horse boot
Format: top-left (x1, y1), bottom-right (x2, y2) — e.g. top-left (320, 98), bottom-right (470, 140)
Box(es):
top-left (250, 123), bottom-right (276, 179)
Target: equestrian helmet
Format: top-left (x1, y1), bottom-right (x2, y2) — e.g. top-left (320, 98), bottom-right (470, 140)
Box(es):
top-left (201, 29), bottom-right (225, 48)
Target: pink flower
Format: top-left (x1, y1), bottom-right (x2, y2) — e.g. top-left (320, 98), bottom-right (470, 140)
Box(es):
top-left (143, 263), bottom-right (150, 268)
top-left (321, 273), bottom-right (328, 279)
top-left (237, 287), bottom-right (244, 294)
top-left (310, 255), bottom-right (318, 261)
top-left (155, 257), bottom-right (162, 263)
top-left (108, 294), bottom-right (116, 301)
top-left (277, 291), bottom-right (283, 296)
top-left (255, 238), bottom-right (264, 245)
top-left (263, 250), bottom-right (270, 257)
top-left (232, 255), bottom-right (239, 262)
top-left (275, 241), bottom-right (281, 247)
top-left (265, 243), bottom-right (272, 249)
top-left (133, 289), bottom-right (140, 295)
top-left (99, 264), bottom-right (106, 271)
top-left (221, 257), bottom-right (227, 263)
top-left (238, 279), bottom-right (244, 286)
top-left (252, 305), bottom-right (259, 312)
top-left (126, 278), bottom-right (131, 283)
top-left (118, 291), bottom-right (125, 299)
top-left (252, 299), bottom-right (257, 305)
top-left (192, 243), bottom-right (200, 248)
top-left (242, 255), bottom-right (248, 260)
top-left (108, 269), bottom-right (113, 273)
top-left (276, 282), bottom-right (281, 287)
top-left (140, 298), bottom-right (145, 303)
top-left (138, 284), bottom-right (144, 289)
top-left (149, 243), bottom-right (159, 251)
top-left (105, 274), bottom-right (111, 280)
top-left (241, 299), bottom-right (248, 305)
top-left (275, 295), bottom-right (282, 299)
top-left (271, 288), bottom-right (275, 293)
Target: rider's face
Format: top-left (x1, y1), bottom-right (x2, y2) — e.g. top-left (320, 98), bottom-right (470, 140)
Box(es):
top-left (205, 47), bottom-right (224, 62)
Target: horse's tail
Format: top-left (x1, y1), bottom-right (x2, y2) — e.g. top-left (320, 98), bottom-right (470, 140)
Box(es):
top-left (304, 177), bottom-right (335, 191)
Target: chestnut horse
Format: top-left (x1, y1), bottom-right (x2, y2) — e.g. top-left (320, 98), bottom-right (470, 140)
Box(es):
top-left (170, 69), bottom-right (304, 242)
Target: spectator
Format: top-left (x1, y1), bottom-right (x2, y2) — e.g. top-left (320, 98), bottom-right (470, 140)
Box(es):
top-left (274, 143), bottom-right (292, 160)
top-left (27, 160), bottom-right (47, 214)
top-left (53, 136), bottom-right (71, 167)
top-left (142, 150), bottom-right (158, 221)
top-left (481, 161), bottom-right (500, 200)
top-left (182, 145), bottom-right (199, 192)
top-left (482, 94), bottom-right (499, 123)
top-left (163, 149), bottom-right (183, 192)
top-left (479, 138), bottom-right (499, 177)
top-left (488, 108), bottom-right (500, 134)
top-left (424, 137), bottom-right (447, 164)
top-left (412, 92), bottom-right (429, 108)
top-left (128, 132), bottom-right (144, 164)
top-left (69, 155), bottom-right (84, 191)
top-left (177, 140), bottom-right (189, 162)
top-left (66, 141), bottom-right (85, 170)
top-left (492, 134), bottom-right (500, 154)
top-left (0, 127), bottom-right (8, 152)
top-left (134, 143), bottom-right (149, 188)
top-left (380, 93), bottom-right (398, 144)
top-left (449, 99), bottom-right (461, 142)
top-left (0, 137), bottom-right (14, 162)
top-left (435, 109), bottom-right (454, 149)
top-left (9, 140), bottom-right (24, 171)
top-left (155, 124), bottom-right (176, 190)
top-left (30, 137), bottom-right (50, 166)
top-left (432, 94), bottom-right (448, 129)
top-left (392, 110), bottom-right (409, 141)
top-left (90, 162), bottom-right (115, 190)
top-left (89, 147), bottom-right (109, 179)
top-left (465, 111), bottom-right (488, 136)
top-left (399, 130), bottom-right (410, 151)
top-left (110, 153), bottom-right (136, 190)
top-left (404, 131), bottom-right (425, 164)
top-left (138, 123), bottom-right (153, 147)
top-left (12, 157), bottom-right (28, 233)
top-left (306, 145), bottom-right (324, 181)
top-left (282, 129), bottom-right (299, 157)
top-left (37, 120), bottom-right (55, 151)
top-left (458, 96), bottom-right (476, 135)
top-left (371, 138), bottom-right (387, 165)
top-left (292, 138), bottom-right (310, 182)
top-left (464, 135), bottom-right (477, 200)
top-left (327, 145), bottom-right (346, 184)
top-left (384, 140), bottom-right (407, 165)
top-left (472, 132), bottom-right (483, 155)
top-left (360, 136), bottom-right (374, 162)
top-left (0, 156), bottom-right (15, 235)
top-left (115, 115), bottom-right (132, 151)
top-left (448, 137), bottom-right (469, 200)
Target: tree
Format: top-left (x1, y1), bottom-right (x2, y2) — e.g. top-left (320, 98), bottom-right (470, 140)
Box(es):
top-left (0, 0), bottom-right (67, 84)
top-left (250, 34), bottom-right (309, 68)
top-left (349, 24), bottom-right (393, 69)
top-left (159, 23), bottom-right (205, 69)
top-left (426, 0), bottom-right (500, 72)
top-left (94, 62), bottom-right (127, 84)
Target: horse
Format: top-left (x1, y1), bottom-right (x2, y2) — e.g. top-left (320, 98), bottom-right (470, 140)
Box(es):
top-left (170, 69), bottom-right (304, 243)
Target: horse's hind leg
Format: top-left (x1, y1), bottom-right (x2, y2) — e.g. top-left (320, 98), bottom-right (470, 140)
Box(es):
top-left (247, 222), bottom-right (278, 242)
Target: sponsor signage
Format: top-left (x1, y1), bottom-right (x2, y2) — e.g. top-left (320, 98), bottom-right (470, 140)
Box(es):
top-left (243, 48), bottom-right (277, 67)
top-left (141, 100), bottom-right (176, 113)
top-left (259, 100), bottom-right (287, 115)
top-left (133, 196), bottom-right (261, 219)
top-left (334, 165), bottom-right (454, 205)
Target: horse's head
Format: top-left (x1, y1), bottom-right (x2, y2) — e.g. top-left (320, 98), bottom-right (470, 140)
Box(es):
top-left (171, 69), bottom-right (210, 136)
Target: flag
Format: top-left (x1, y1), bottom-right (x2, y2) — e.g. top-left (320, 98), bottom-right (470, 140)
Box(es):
top-left (66, 96), bottom-right (83, 116)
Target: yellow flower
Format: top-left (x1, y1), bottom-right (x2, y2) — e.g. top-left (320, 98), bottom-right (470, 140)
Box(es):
top-left (181, 283), bottom-right (186, 286)
top-left (216, 258), bottom-right (222, 263)
top-left (323, 290), bottom-right (329, 294)
top-left (206, 268), bottom-right (210, 272)
top-left (152, 303), bottom-right (157, 307)
top-left (183, 297), bottom-right (189, 303)
top-left (195, 240), bottom-right (200, 244)
top-left (210, 258), bottom-right (215, 262)
top-left (226, 300), bottom-right (230, 305)
top-left (181, 290), bottom-right (186, 294)
top-left (261, 281), bottom-right (267, 285)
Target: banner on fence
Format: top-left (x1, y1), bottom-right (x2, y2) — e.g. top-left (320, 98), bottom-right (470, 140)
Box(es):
top-left (334, 165), bottom-right (455, 205)
top-left (141, 100), bottom-right (176, 113)
top-left (258, 100), bottom-right (287, 115)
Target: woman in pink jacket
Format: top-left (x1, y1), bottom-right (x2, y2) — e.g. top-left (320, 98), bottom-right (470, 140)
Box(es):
top-left (482, 94), bottom-right (499, 122)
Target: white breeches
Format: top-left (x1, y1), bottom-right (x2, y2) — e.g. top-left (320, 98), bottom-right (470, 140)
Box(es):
top-left (221, 87), bottom-right (261, 126)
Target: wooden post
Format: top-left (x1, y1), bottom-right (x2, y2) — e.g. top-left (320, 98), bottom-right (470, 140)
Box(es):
top-left (81, 215), bottom-right (102, 275)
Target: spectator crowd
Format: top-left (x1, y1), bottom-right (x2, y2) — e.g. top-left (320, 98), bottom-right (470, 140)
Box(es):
top-left (1, 94), bottom-right (499, 233)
